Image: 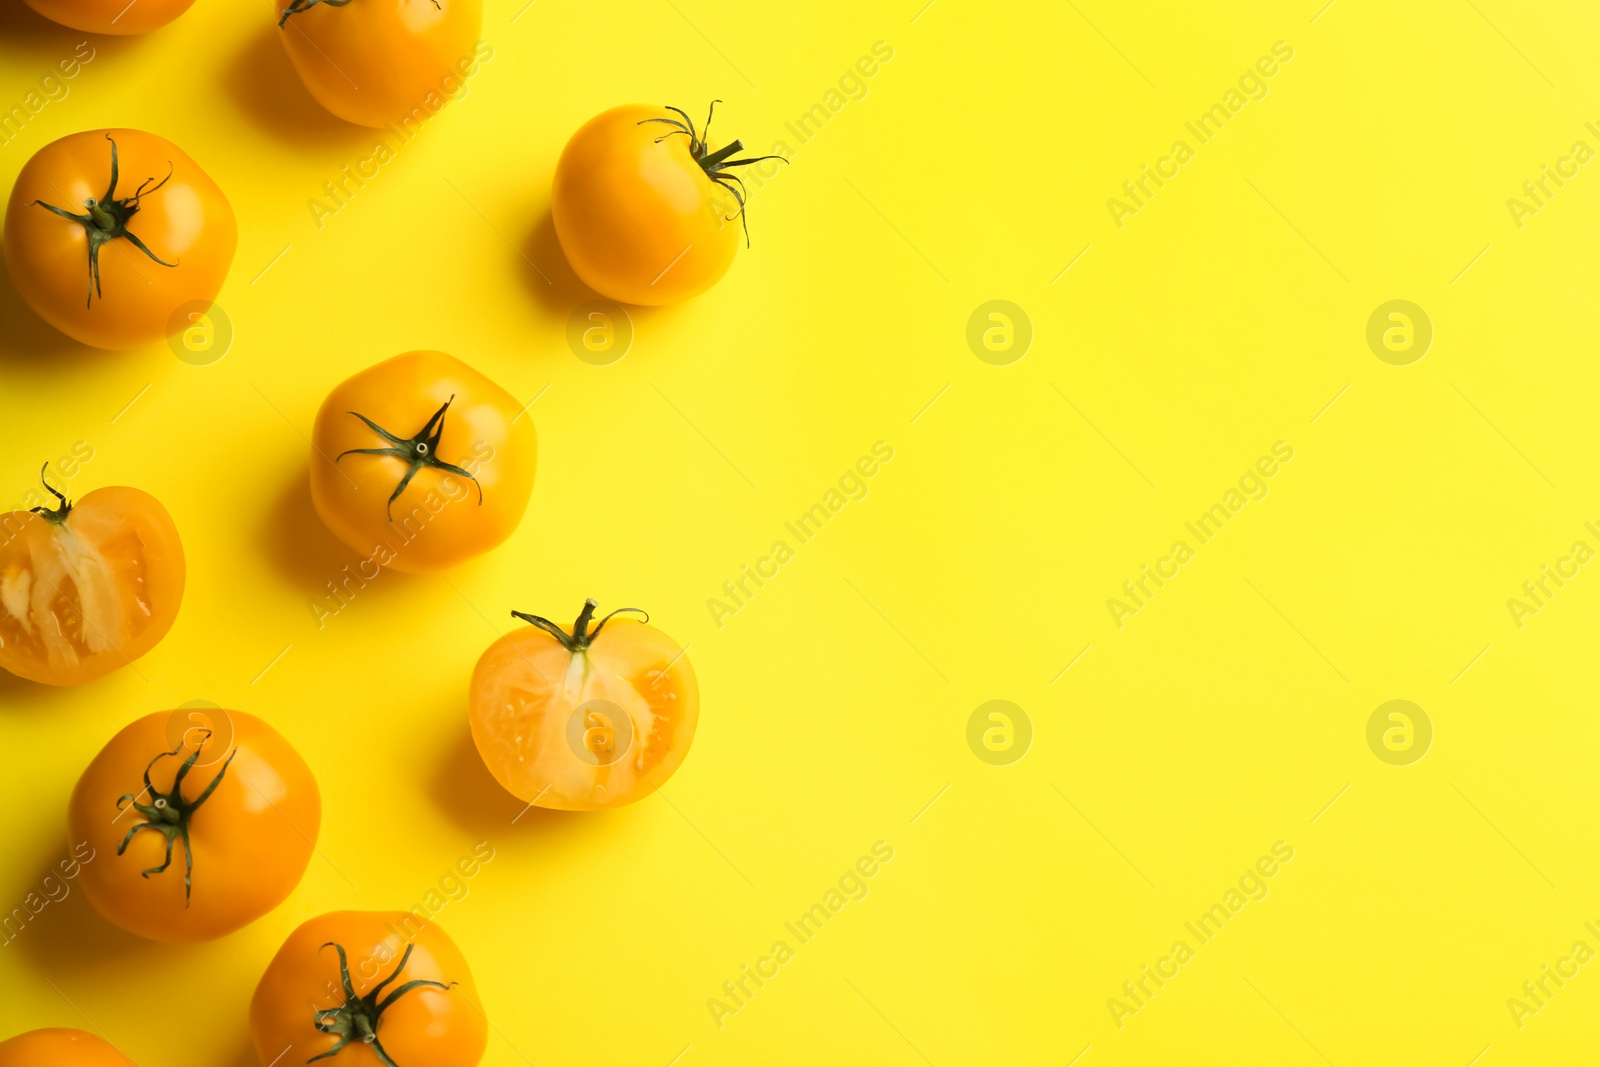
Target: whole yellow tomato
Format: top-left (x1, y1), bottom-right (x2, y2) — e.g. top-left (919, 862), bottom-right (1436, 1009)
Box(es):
top-left (276, 0), bottom-right (485, 128)
top-left (552, 102), bottom-right (784, 305)
top-left (251, 911), bottom-right (487, 1067)
top-left (0, 1029), bottom-right (130, 1067)
top-left (469, 598), bottom-right (698, 810)
top-left (4, 129), bottom-right (235, 350)
top-left (310, 351), bottom-right (536, 573)
top-left (69, 709), bottom-right (321, 943)
top-left (0, 469), bottom-right (184, 687)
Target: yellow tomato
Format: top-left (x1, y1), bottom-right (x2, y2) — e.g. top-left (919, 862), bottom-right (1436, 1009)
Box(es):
top-left (469, 599), bottom-right (698, 810)
top-left (552, 102), bottom-right (784, 305)
top-left (310, 351), bottom-right (536, 573)
top-left (0, 471), bottom-right (184, 687)
top-left (251, 911), bottom-right (487, 1067)
top-left (276, 0), bottom-right (485, 128)
top-left (4, 129), bottom-right (236, 350)
top-left (22, 0), bottom-right (191, 35)
top-left (69, 710), bottom-right (321, 943)
top-left (0, 1029), bottom-right (130, 1067)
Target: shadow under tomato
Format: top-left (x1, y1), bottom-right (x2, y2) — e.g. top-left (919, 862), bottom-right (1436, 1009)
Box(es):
top-left (0, 257), bottom-right (94, 362)
top-left (428, 724), bottom-right (586, 840)
top-left (8, 846), bottom-right (167, 980)
top-left (257, 466), bottom-right (368, 590)
top-left (223, 24), bottom-right (372, 150)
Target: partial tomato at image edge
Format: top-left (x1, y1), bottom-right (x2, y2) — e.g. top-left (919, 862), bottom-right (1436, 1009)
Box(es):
top-left (3, 128), bottom-right (235, 350)
top-left (251, 911), bottom-right (487, 1067)
top-left (0, 467), bottom-right (184, 687)
top-left (0, 1028), bottom-right (131, 1066)
top-left (274, 0), bottom-right (485, 128)
top-left (469, 598), bottom-right (699, 810)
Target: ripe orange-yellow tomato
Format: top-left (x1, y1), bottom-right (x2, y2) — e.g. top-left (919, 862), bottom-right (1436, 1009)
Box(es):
top-left (469, 599), bottom-right (698, 810)
top-left (0, 471), bottom-right (184, 687)
top-left (69, 709), bottom-right (320, 943)
top-left (276, 0), bottom-right (485, 128)
top-left (0, 1029), bottom-right (130, 1067)
top-left (4, 129), bottom-right (235, 350)
top-left (251, 911), bottom-right (487, 1067)
top-left (23, 0), bottom-right (191, 34)
top-left (310, 351), bottom-right (536, 573)
top-left (552, 103), bottom-right (783, 305)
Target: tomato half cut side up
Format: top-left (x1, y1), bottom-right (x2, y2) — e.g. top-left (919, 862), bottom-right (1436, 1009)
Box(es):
top-left (469, 599), bottom-right (699, 810)
top-left (0, 467), bottom-right (184, 686)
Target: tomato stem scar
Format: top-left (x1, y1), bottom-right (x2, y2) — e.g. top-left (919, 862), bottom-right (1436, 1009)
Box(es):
top-left (510, 597), bottom-right (649, 653)
top-left (31, 134), bottom-right (177, 308)
top-left (637, 100), bottom-right (787, 246)
top-left (333, 395), bottom-right (483, 520)
top-left (114, 730), bottom-right (236, 905)
top-left (309, 942), bottom-right (455, 1067)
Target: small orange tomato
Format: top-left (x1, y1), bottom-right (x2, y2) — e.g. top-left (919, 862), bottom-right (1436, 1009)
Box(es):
top-left (0, 1029), bottom-right (131, 1067)
top-left (276, 0), bottom-right (484, 128)
top-left (469, 599), bottom-right (698, 810)
top-left (0, 469), bottom-right (184, 687)
top-left (69, 710), bottom-right (320, 943)
top-left (310, 351), bottom-right (536, 573)
top-left (251, 911), bottom-right (487, 1067)
top-left (4, 129), bottom-right (235, 350)
top-left (552, 102), bottom-right (784, 305)
top-left (23, 0), bottom-right (190, 34)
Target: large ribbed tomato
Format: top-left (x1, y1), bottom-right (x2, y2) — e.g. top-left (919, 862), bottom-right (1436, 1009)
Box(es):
top-left (469, 599), bottom-right (698, 810)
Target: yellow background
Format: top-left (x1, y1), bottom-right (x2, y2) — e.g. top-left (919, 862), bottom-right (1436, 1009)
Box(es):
top-left (2, 0), bottom-right (1599, 1063)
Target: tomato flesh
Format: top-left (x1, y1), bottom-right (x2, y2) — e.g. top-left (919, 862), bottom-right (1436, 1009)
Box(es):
top-left (0, 487), bottom-right (183, 686)
top-left (470, 615), bottom-right (698, 810)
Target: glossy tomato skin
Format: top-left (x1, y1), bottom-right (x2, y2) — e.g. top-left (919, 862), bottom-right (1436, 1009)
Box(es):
top-left (69, 710), bottom-right (320, 943)
top-left (310, 351), bottom-right (536, 573)
top-left (252, 911), bottom-right (488, 1067)
top-left (0, 1029), bottom-right (130, 1067)
top-left (469, 607), bottom-right (698, 810)
top-left (4, 129), bottom-right (235, 350)
top-left (552, 105), bottom-right (742, 306)
top-left (22, 0), bottom-right (191, 34)
top-left (0, 486), bottom-right (184, 687)
top-left (278, 0), bottom-right (484, 128)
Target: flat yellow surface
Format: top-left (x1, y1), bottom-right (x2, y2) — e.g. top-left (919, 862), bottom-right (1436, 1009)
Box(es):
top-left (3, 0), bottom-right (1600, 1064)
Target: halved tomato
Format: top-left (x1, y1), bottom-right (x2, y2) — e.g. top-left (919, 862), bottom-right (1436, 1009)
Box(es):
top-left (468, 598), bottom-right (698, 810)
top-left (0, 469), bottom-right (184, 686)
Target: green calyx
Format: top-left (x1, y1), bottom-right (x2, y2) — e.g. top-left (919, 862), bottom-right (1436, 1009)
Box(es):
top-left (29, 464), bottom-right (72, 524)
top-left (309, 942), bottom-right (455, 1067)
top-left (638, 100), bottom-right (788, 246)
top-left (115, 730), bottom-right (236, 904)
top-left (276, 0), bottom-right (436, 27)
top-left (511, 598), bottom-right (648, 653)
top-left (334, 395), bottom-right (483, 520)
top-left (33, 134), bottom-right (176, 308)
